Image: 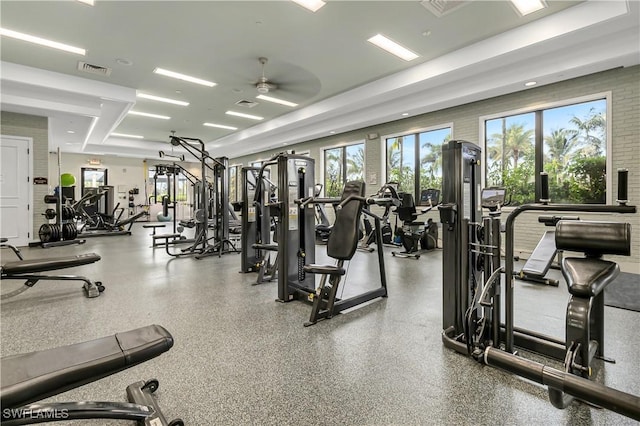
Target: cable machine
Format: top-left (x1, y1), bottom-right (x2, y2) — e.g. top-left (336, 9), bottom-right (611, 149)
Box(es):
top-left (439, 139), bottom-right (639, 421)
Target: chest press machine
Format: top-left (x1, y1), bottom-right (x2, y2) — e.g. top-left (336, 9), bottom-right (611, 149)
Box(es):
top-left (258, 153), bottom-right (389, 326)
top-left (439, 140), bottom-right (639, 421)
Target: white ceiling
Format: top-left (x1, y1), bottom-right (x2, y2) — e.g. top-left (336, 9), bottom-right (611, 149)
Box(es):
top-left (1, 1), bottom-right (638, 161)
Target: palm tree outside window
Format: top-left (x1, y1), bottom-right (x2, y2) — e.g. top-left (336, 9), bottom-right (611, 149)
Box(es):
top-left (386, 127), bottom-right (451, 201)
top-left (324, 143), bottom-right (365, 197)
top-left (485, 98), bottom-right (607, 205)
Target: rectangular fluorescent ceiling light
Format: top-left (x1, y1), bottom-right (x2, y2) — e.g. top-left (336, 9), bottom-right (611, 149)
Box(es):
top-left (256, 94), bottom-right (298, 107)
top-left (128, 110), bottom-right (171, 120)
top-left (225, 111), bottom-right (264, 121)
top-left (137, 92), bottom-right (189, 106)
top-left (77, 0), bottom-right (94, 5)
top-left (153, 68), bottom-right (216, 87)
top-left (0, 27), bottom-right (85, 55)
top-left (290, 0), bottom-right (326, 12)
top-left (203, 123), bottom-right (238, 130)
top-left (510, 0), bottom-right (547, 16)
top-left (111, 132), bottom-right (144, 139)
top-left (367, 34), bottom-right (418, 61)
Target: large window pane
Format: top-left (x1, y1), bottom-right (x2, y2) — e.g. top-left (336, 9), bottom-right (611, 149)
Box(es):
top-left (386, 135), bottom-right (415, 193)
top-left (419, 128), bottom-right (450, 194)
top-left (324, 147), bottom-right (343, 197)
top-left (229, 165), bottom-right (238, 203)
top-left (485, 113), bottom-right (535, 205)
top-left (323, 143), bottom-right (365, 197)
top-left (543, 99), bottom-right (606, 203)
top-left (345, 144), bottom-right (364, 181)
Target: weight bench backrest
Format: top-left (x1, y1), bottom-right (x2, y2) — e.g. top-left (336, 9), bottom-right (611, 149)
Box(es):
top-left (555, 220), bottom-right (631, 257)
top-left (327, 181), bottom-right (365, 260)
top-left (396, 192), bottom-right (418, 223)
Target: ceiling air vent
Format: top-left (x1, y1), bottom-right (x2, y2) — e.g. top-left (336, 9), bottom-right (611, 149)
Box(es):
top-left (77, 61), bottom-right (112, 77)
top-left (235, 99), bottom-right (259, 108)
top-left (420, 0), bottom-right (469, 17)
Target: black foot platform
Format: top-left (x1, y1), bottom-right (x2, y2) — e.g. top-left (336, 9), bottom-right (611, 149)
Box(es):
top-left (1, 325), bottom-right (181, 425)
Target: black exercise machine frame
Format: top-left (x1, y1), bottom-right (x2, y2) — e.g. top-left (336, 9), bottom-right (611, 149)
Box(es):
top-left (439, 139), bottom-right (639, 421)
top-left (297, 188), bottom-right (391, 326)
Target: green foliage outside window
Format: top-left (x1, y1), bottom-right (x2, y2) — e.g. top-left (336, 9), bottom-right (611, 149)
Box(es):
top-left (486, 101), bottom-right (606, 205)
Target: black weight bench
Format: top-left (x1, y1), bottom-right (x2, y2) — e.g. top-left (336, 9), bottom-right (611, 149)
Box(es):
top-left (549, 220), bottom-right (631, 408)
top-left (1, 241), bottom-right (103, 299)
top-left (515, 215), bottom-right (579, 286)
top-left (1, 324), bottom-right (182, 425)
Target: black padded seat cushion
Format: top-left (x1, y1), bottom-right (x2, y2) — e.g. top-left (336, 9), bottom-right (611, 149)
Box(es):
top-left (555, 220), bottom-right (631, 256)
top-left (1, 253), bottom-right (100, 275)
top-left (562, 257), bottom-right (619, 298)
top-left (1, 325), bottom-right (173, 408)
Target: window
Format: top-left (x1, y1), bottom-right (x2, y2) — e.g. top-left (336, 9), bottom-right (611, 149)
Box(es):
top-left (385, 126), bottom-right (451, 201)
top-left (485, 113), bottom-right (536, 205)
top-left (323, 142), bottom-right (364, 197)
top-left (229, 165), bottom-right (239, 203)
top-left (484, 97), bottom-right (607, 205)
top-left (148, 166), bottom-right (189, 203)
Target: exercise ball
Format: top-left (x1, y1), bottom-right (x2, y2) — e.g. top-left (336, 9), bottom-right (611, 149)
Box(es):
top-left (60, 173), bottom-right (76, 187)
top-left (156, 211), bottom-right (173, 222)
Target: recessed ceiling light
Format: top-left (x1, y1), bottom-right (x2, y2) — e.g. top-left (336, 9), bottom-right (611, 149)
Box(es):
top-left (67, 130), bottom-right (75, 134)
top-left (256, 94), bottom-right (298, 107)
top-left (128, 110), bottom-right (171, 120)
top-left (77, 0), bottom-right (94, 5)
top-left (290, 0), bottom-right (326, 12)
top-left (111, 132), bottom-right (144, 139)
top-left (225, 111), bottom-right (264, 121)
top-left (329, 131), bottom-right (336, 134)
top-left (510, 0), bottom-right (547, 16)
top-left (401, 112), bottom-right (409, 116)
top-left (367, 34), bottom-right (418, 61)
top-left (153, 68), bottom-right (216, 87)
top-left (203, 123), bottom-right (238, 130)
top-left (524, 81), bottom-right (537, 87)
top-left (137, 92), bottom-right (189, 106)
top-left (0, 27), bottom-right (85, 55)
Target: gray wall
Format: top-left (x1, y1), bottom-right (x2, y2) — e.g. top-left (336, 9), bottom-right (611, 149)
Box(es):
top-left (1, 111), bottom-right (49, 242)
top-left (232, 65), bottom-right (640, 272)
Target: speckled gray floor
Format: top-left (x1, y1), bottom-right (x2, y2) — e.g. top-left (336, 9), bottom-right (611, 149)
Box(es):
top-left (1, 224), bottom-right (639, 425)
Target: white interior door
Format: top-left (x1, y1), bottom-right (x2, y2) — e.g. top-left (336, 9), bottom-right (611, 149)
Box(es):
top-left (0, 135), bottom-right (32, 246)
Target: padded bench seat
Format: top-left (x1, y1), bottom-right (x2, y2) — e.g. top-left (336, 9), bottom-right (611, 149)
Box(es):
top-left (1, 324), bottom-right (173, 408)
top-left (562, 258), bottom-right (619, 298)
top-left (1, 253), bottom-right (100, 275)
top-left (303, 264), bottom-right (346, 275)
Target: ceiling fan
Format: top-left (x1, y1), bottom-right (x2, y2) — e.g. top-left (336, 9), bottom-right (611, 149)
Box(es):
top-left (255, 57), bottom-right (278, 94)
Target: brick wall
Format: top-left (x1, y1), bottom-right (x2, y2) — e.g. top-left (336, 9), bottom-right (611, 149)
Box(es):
top-left (1, 111), bottom-right (49, 243)
top-left (232, 65), bottom-right (640, 272)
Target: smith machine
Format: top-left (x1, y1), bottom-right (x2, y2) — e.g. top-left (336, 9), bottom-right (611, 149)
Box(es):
top-left (439, 140), bottom-right (639, 421)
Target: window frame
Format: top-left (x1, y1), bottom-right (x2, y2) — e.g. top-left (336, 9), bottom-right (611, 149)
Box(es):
top-left (381, 123), bottom-right (453, 201)
top-left (479, 92), bottom-right (612, 204)
top-left (320, 140), bottom-right (366, 197)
